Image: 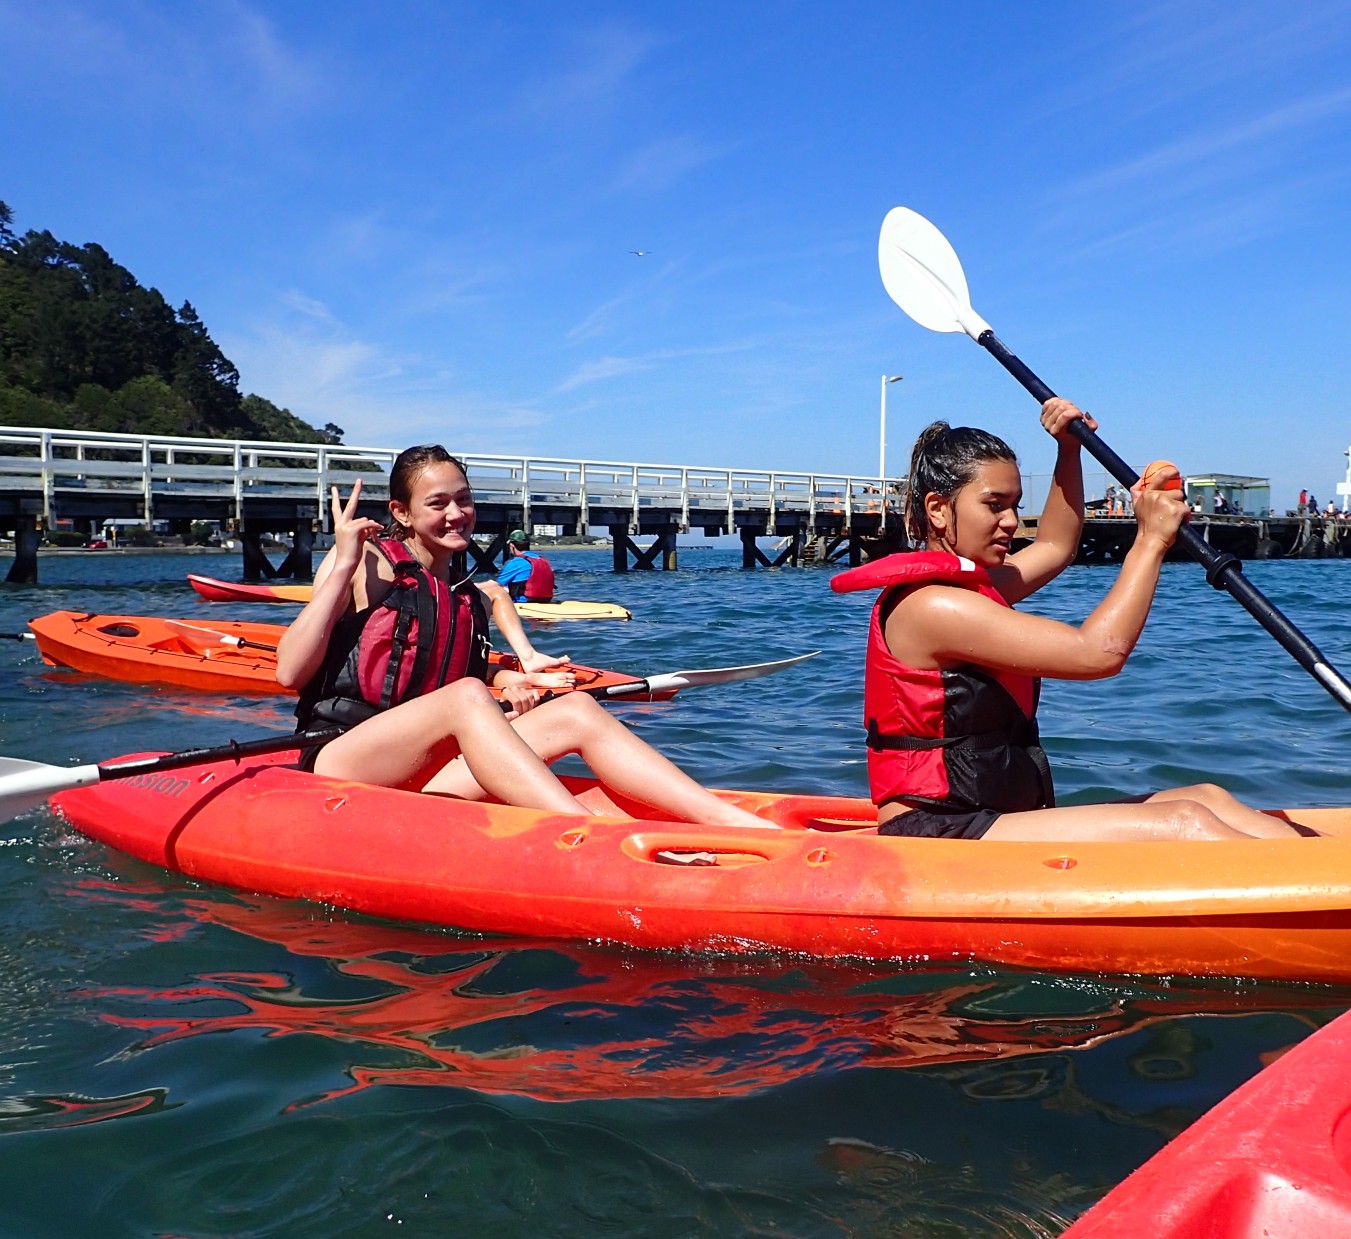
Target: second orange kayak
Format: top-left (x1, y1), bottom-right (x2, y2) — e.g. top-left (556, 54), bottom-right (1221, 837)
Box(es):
top-left (187, 574), bottom-right (313, 603)
top-left (28, 611), bottom-right (663, 699)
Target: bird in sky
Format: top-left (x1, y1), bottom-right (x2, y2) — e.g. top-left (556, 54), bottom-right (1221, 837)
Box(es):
top-left (629, 250), bottom-right (649, 256)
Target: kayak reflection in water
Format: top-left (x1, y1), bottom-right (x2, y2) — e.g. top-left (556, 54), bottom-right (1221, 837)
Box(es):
top-left (275, 444), bottom-right (769, 829)
top-left (832, 399), bottom-right (1313, 842)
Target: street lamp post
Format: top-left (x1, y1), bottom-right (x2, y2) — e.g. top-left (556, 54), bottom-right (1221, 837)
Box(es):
top-left (880, 374), bottom-right (903, 531)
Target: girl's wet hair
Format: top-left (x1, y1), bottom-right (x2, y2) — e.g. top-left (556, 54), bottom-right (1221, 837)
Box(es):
top-left (384, 444), bottom-right (469, 540)
top-left (905, 421), bottom-right (1017, 544)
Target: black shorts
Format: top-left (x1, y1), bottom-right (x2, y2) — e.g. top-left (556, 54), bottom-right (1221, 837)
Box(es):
top-left (878, 805), bottom-right (1003, 840)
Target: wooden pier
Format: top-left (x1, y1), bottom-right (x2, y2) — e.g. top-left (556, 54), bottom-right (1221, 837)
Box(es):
top-left (4, 425), bottom-right (1344, 582)
top-left (0, 425), bottom-right (898, 583)
top-left (1051, 512), bottom-right (1351, 564)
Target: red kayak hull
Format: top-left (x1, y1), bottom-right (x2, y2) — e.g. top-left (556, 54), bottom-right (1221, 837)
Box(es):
top-left (1062, 1006), bottom-right (1351, 1236)
top-left (187, 573), bottom-right (313, 603)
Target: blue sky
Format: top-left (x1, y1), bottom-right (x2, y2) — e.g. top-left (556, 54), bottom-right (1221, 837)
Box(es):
top-left (4, 1), bottom-right (1351, 507)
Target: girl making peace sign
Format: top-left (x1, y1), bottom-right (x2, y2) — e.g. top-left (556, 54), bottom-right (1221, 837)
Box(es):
top-left (275, 445), bottom-right (768, 828)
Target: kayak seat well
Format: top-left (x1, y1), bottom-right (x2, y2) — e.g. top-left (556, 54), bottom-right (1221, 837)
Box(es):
top-left (652, 848), bottom-right (768, 868)
top-left (93, 619), bottom-right (198, 657)
top-left (757, 797), bottom-right (878, 832)
top-left (96, 622), bottom-right (141, 639)
top-left (621, 831), bottom-right (784, 868)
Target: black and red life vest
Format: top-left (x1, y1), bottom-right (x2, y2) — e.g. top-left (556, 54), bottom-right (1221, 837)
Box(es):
top-left (831, 551), bottom-right (1054, 813)
top-left (296, 538), bottom-right (490, 730)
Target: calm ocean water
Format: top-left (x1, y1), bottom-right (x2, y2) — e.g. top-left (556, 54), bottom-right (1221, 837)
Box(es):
top-left (2, 547), bottom-right (1351, 1237)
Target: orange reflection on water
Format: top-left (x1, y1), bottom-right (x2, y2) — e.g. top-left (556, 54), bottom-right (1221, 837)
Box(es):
top-left (68, 877), bottom-right (1347, 1107)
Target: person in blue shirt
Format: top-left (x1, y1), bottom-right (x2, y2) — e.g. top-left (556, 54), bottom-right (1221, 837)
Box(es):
top-left (496, 530), bottom-right (555, 602)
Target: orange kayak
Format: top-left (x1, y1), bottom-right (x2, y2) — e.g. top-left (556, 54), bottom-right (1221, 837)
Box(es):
top-left (46, 746), bottom-right (1351, 983)
top-left (27, 611), bottom-right (663, 699)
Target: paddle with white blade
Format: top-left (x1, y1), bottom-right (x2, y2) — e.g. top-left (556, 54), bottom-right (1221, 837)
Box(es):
top-left (0, 729), bottom-right (341, 826)
top-left (168, 617), bottom-right (819, 701)
top-left (0, 652), bottom-right (820, 823)
top-left (578, 650), bottom-right (821, 699)
top-left (878, 205), bottom-right (1351, 714)
top-left (166, 618), bottom-right (278, 653)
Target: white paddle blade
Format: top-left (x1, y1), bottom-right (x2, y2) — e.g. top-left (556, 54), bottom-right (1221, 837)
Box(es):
top-left (878, 206), bottom-right (991, 341)
top-left (0, 757), bottom-right (101, 824)
top-left (643, 650), bottom-right (821, 694)
top-left (166, 619), bottom-right (244, 649)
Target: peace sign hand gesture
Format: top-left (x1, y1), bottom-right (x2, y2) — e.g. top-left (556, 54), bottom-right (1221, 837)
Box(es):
top-left (330, 479), bottom-right (384, 567)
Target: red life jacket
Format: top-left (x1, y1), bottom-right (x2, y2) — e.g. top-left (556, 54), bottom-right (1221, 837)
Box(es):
top-left (522, 552), bottom-right (555, 602)
top-left (832, 551), bottom-right (1054, 812)
top-left (296, 538), bottom-right (490, 730)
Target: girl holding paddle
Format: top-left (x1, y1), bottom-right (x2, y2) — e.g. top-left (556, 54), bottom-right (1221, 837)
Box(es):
top-left (833, 399), bottom-right (1312, 842)
top-left (275, 445), bottom-right (769, 828)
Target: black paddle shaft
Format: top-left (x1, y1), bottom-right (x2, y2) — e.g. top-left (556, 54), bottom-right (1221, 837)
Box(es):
top-left (97, 728), bottom-right (341, 781)
top-left (978, 329), bottom-right (1351, 714)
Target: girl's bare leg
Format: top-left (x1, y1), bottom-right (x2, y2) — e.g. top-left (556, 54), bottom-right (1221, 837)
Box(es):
top-left (984, 790), bottom-right (1306, 843)
top-left (312, 679), bottom-right (589, 814)
top-left (1144, 784), bottom-right (1307, 838)
top-left (422, 693), bottom-right (772, 829)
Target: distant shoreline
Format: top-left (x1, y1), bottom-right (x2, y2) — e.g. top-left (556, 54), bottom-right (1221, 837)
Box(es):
top-left (0, 544), bottom-right (232, 557)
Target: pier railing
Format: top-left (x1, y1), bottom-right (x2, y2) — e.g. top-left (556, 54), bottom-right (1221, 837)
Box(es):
top-left (0, 424), bottom-right (1161, 536)
top-left (0, 425), bottom-right (910, 532)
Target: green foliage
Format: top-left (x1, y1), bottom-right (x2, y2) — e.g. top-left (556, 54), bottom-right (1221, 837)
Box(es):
top-left (114, 375), bottom-right (198, 436)
top-left (0, 199), bottom-right (340, 446)
top-left (116, 524), bottom-right (156, 547)
top-left (241, 393), bottom-right (338, 445)
top-left (0, 380), bottom-right (70, 430)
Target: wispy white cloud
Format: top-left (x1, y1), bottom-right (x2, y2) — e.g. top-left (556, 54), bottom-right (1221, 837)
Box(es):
top-left (610, 134), bottom-right (735, 194)
top-left (1064, 88), bottom-right (1351, 200)
top-left (563, 257), bottom-right (684, 342)
top-left (554, 355), bottom-right (656, 392)
top-left (553, 340), bottom-right (757, 395)
top-left (279, 289), bottom-right (336, 322)
top-left (566, 295), bottom-right (632, 343)
top-left (221, 292), bottom-right (557, 450)
top-left (0, 0), bottom-right (326, 121)
top-left (1031, 2), bottom-right (1351, 124)
top-left (1041, 87), bottom-right (1351, 261)
top-left (220, 0), bottom-right (325, 112)
top-left (510, 21), bottom-right (657, 123)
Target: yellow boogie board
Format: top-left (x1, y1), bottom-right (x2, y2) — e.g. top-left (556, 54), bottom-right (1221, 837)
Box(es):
top-left (515, 600), bottom-right (632, 622)
top-left (190, 574), bottom-right (630, 621)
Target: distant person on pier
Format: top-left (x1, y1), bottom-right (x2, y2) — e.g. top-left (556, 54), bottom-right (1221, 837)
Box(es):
top-left (1299, 488), bottom-right (1308, 513)
top-left (275, 445), bottom-right (768, 831)
top-left (831, 399), bottom-right (1315, 843)
top-left (1308, 493), bottom-right (1318, 515)
top-left (497, 529), bottom-right (556, 603)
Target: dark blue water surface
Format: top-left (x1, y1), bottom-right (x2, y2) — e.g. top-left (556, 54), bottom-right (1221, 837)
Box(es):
top-left (2, 547), bottom-right (1350, 1237)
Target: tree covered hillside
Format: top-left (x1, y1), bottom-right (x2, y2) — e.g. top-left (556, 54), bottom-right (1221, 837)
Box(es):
top-left (0, 200), bottom-right (341, 445)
